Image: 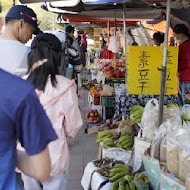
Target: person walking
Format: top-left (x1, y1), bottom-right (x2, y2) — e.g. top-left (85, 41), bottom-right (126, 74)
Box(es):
top-left (0, 68), bottom-right (57, 189)
top-left (0, 5), bottom-right (41, 76)
top-left (173, 24), bottom-right (190, 106)
top-left (21, 33), bottom-right (83, 190)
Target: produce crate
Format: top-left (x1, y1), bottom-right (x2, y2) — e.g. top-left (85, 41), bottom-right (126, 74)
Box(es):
top-left (101, 96), bottom-right (116, 108)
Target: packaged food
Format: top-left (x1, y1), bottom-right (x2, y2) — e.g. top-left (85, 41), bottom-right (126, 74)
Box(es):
top-left (185, 173), bottom-right (190, 190)
top-left (166, 136), bottom-right (179, 176)
top-left (160, 137), bottom-right (167, 163)
top-left (179, 142), bottom-right (190, 182)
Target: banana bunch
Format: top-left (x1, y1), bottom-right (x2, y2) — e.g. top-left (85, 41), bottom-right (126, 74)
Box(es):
top-left (102, 137), bottom-right (114, 148)
top-left (130, 105), bottom-right (144, 123)
top-left (134, 173), bottom-right (150, 184)
top-left (96, 131), bottom-right (113, 144)
top-left (166, 103), bottom-right (179, 108)
top-left (109, 164), bottom-right (130, 184)
top-left (116, 134), bottom-right (134, 151)
top-left (124, 175), bottom-right (136, 190)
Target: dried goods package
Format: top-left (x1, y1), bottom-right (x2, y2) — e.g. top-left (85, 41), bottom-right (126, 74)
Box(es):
top-left (179, 142), bottom-right (190, 182)
top-left (160, 137), bottom-right (167, 163)
top-left (166, 136), bottom-right (179, 176)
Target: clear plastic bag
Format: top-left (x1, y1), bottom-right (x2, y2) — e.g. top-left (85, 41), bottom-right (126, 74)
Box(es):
top-left (160, 137), bottom-right (167, 163)
top-left (142, 99), bottom-right (159, 141)
top-left (150, 122), bottom-right (167, 160)
top-left (186, 173), bottom-right (190, 190)
top-left (167, 132), bottom-right (179, 176)
top-left (179, 133), bottom-right (190, 182)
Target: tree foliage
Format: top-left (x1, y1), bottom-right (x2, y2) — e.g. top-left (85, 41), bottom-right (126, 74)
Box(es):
top-left (0, 0), bottom-right (63, 31)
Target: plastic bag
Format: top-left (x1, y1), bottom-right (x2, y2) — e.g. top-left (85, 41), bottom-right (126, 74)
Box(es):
top-left (160, 137), bottom-right (167, 163)
top-left (179, 132), bottom-right (190, 182)
top-left (186, 173), bottom-right (190, 190)
top-left (142, 99), bottom-right (159, 141)
top-left (150, 122), bottom-right (167, 160)
top-left (167, 131), bottom-right (179, 176)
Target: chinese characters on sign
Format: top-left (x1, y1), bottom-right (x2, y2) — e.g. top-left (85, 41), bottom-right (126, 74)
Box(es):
top-left (127, 46), bottom-right (178, 95)
top-left (138, 51), bottom-right (150, 93)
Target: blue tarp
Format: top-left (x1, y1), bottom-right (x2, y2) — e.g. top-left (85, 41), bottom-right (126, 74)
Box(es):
top-left (82, 0), bottom-right (127, 5)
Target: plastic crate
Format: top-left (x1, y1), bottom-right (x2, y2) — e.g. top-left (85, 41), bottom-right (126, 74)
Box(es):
top-left (101, 96), bottom-right (116, 108)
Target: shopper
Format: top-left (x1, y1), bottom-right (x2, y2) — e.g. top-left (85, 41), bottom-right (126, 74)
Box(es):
top-left (173, 24), bottom-right (190, 106)
top-left (0, 67), bottom-right (57, 189)
top-left (153, 32), bottom-right (164, 46)
top-left (21, 33), bottom-right (83, 190)
top-left (0, 5), bottom-right (41, 76)
top-left (81, 35), bottom-right (88, 68)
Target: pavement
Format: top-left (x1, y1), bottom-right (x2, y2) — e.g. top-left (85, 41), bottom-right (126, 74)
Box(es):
top-left (66, 71), bottom-right (98, 190)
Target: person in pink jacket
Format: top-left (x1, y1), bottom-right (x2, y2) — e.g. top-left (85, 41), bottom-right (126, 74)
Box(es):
top-left (21, 33), bottom-right (83, 189)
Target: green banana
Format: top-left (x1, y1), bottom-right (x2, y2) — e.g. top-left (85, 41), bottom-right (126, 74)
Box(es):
top-left (111, 181), bottom-right (119, 190)
top-left (110, 172), bottom-right (128, 182)
top-left (130, 105), bottom-right (143, 114)
top-left (124, 175), bottom-right (134, 182)
top-left (110, 168), bottom-right (129, 175)
top-left (119, 181), bottom-right (125, 190)
top-left (114, 164), bottom-right (127, 168)
top-left (125, 182), bottom-right (130, 190)
top-left (128, 181), bottom-right (136, 190)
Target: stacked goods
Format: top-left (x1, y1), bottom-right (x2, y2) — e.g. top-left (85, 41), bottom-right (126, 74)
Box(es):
top-left (116, 133), bottom-right (134, 151)
top-left (89, 86), bottom-right (101, 95)
top-left (110, 164), bottom-right (150, 190)
top-left (87, 109), bottom-right (101, 124)
top-left (130, 105), bottom-right (144, 123)
top-left (99, 119), bottom-right (117, 131)
top-left (96, 131), bottom-right (113, 144)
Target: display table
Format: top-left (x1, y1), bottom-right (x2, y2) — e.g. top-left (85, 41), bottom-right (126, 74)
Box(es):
top-left (114, 94), bottom-right (178, 121)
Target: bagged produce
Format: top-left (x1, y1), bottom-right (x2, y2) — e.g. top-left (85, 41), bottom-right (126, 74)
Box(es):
top-left (179, 132), bottom-right (190, 182)
top-left (166, 131), bottom-right (179, 176)
top-left (186, 174), bottom-right (190, 190)
top-left (160, 137), bottom-right (167, 163)
top-left (150, 122), bottom-right (167, 160)
top-left (142, 99), bottom-right (159, 141)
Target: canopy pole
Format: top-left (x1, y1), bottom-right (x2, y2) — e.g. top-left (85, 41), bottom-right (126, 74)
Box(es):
top-left (114, 10), bottom-right (117, 68)
top-left (158, 0), bottom-right (171, 126)
top-left (123, 3), bottom-right (126, 59)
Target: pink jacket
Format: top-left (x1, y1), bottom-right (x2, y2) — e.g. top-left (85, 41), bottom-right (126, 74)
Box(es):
top-left (36, 75), bottom-right (83, 176)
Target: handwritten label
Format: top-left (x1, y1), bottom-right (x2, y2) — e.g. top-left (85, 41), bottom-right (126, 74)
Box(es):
top-left (127, 46), bottom-right (178, 95)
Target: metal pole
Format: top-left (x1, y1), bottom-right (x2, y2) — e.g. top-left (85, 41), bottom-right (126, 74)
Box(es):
top-left (114, 10), bottom-right (117, 67)
top-left (158, 0), bottom-right (171, 126)
top-left (123, 3), bottom-right (126, 59)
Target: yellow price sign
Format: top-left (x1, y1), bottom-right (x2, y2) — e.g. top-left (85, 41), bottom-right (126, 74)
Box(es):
top-left (127, 46), bottom-right (178, 95)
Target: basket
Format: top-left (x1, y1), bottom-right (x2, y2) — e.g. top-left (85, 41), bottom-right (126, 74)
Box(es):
top-left (101, 96), bottom-right (116, 108)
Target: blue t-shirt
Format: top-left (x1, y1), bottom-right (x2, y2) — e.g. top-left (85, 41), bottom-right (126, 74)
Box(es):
top-left (0, 69), bottom-right (57, 189)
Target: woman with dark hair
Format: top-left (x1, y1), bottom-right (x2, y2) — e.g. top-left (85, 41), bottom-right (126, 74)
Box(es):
top-left (153, 32), bottom-right (165, 46)
top-left (21, 33), bottom-right (83, 189)
top-left (173, 24), bottom-right (190, 106)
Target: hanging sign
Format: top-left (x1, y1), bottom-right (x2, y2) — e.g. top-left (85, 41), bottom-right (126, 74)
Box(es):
top-left (127, 46), bottom-right (178, 95)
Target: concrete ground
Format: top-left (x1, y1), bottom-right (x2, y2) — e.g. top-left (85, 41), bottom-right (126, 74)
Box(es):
top-left (66, 72), bottom-right (98, 190)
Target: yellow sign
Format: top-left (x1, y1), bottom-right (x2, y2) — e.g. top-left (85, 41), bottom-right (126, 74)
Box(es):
top-left (127, 46), bottom-right (178, 95)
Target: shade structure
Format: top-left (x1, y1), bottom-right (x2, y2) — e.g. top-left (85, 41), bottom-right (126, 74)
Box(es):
top-left (82, 0), bottom-right (127, 4)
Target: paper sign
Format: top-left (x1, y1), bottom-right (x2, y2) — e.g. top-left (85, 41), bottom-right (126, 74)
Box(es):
top-left (127, 46), bottom-right (178, 95)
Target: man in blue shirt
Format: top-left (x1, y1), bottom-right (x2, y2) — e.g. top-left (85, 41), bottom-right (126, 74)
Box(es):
top-left (0, 69), bottom-right (57, 189)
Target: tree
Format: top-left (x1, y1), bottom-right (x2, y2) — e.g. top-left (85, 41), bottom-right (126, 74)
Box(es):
top-left (0, 0), bottom-right (63, 31)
